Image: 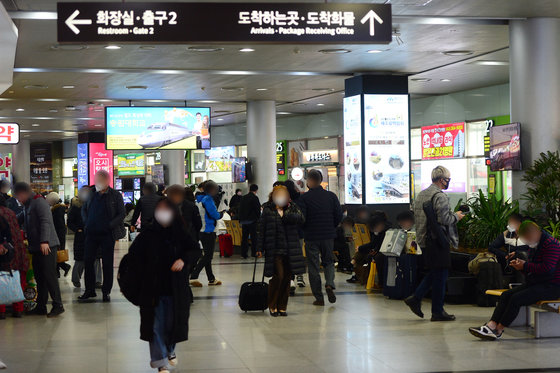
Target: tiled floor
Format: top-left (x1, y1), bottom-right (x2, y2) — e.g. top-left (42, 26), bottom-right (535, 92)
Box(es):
top-left (1, 242), bottom-right (560, 373)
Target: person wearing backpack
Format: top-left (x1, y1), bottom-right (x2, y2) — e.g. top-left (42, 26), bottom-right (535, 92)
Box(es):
top-left (190, 180), bottom-right (223, 287)
top-left (405, 166), bottom-right (465, 322)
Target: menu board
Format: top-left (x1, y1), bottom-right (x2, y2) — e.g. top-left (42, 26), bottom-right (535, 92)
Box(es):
top-left (363, 94), bottom-right (410, 204)
top-left (88, 143), bottom-right (114, 187)
top-left (118, 153), bottom-right (146, 176)
top-left (421, 122), bottom-right (465, 160)
top-left (343, 95), bottom-right (363, 204)
top-left (77, 143), bottom-right (89, 189)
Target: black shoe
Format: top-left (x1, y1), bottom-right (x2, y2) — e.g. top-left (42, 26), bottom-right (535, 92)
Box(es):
top-left (95, 282), bottom-right (103, 289)
top-left (326, 286), bottom-right (336, 304)
top-left (47, 306), bottom-right (65, 318)
top-left (63, 265), bottom-right (71, 277)
top-left (346, 275), bottom-right (358, 284)
top-left (431, 311), bottom-right (456, 322)
top-left (27, 307), bottom-right (47, 316)
top-left (404, 295), bottom-right (424, 319)
top-left (78, 292), bottom-right (97, 302)
top-left (313, 299), bottom-right (325, 306)
top-left (269, 310), bottom-right (279, 317)
top-left (279, 311), bottom-right (288, 317)
top-left (103, 294), bottom-right (111, 302)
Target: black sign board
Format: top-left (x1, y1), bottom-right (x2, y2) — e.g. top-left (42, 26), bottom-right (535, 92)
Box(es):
top-left (57, 2), bottom-right (392, 44)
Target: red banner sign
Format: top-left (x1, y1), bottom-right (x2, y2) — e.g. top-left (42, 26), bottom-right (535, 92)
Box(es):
top-left (421, 122), bottom-right (465, 160)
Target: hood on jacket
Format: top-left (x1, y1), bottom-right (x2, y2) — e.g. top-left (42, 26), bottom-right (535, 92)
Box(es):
top-left (71, 196), bottom-right (83, 209)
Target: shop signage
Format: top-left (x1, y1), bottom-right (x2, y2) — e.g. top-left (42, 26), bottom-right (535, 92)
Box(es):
top-left (291, 167), bottom-right (304, 181)
top-left (77, 143), bottom-right (89, 189)
top-left (30, 143), bottom-right (53, 194)
top-left (302, 150), bottom-right (339, 165)
top-left (88, 143), bottom-right (114, 187)
top-left (0, 123), bottom-right (19, 144)
top-left (276, 141), bottom-right (287, 177)
top-left (117, 153), bottom-right (146, 176)
top-left (421, 122), bottom-right (465, 160)
top-left (0, 153), bottom-right (12, 180)
top-left (57, 2), bottom-right (392, 44)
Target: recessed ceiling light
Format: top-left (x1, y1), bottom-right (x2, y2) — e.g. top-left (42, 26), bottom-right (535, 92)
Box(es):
top-left (323, 136), bottom-right (329, 139)
top-left (24, 84), bottom-right (48, 90)
top-left (139, 46), bottom-right (156, 50)
top-left (50, 44), bottom-right (88, 51)
top-left (443, 50), bottom-right (473, 56)
top-left (239, 48), bottom-right (255, 52)
top-left (317, 103), bottom-right (325, 106)
top-left (161, 86), bottom-right (172, 90)
top-left (277, 111), bottom-right (291, 115)
top-left (256, 88), bottom-right (268, 91)
top-left (49, 108), bottom-right (58, 113)
top-left (7, 90), bottom-right (14, 94)
top-left (221, 87), bottom-right (244, 92)
top-left (367, 49), bottom-right (384, 54)
top-left (126, 85), bottom-right (148, 90)
top-left (62, 85), bottom-right (75, 89)
top-left (105, 45), bottom-right (121, 50)
top-left (311, 88), bottom-right (335, 92)
top-left (473, 60), bottom-right (509, 66)
top-left (187, 46), bottom-right (224, 52)
top-left (94, 124), bottom-right (103, 127)
top-left (217, 118), bottom-right (224, 121)
top-left (65, 106), bottom-right (76, 111)
top-left (440, 79), bottom-right (451, 82)
top-left (198, 100), bottom-right (219, 104)
top-left (319, 49), bottom-right (351, 54)
top-left (16, 108), bottom-right (24, 112)
top-left (411, 78), bottom-right (432, 82)
top-left (32, 123), bottom-right (40, 127)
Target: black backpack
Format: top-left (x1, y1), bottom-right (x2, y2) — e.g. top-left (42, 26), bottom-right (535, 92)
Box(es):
top-left (476, 261), bottom-right (503, 307)
top-left (117, 252), bottom-right (143, 306)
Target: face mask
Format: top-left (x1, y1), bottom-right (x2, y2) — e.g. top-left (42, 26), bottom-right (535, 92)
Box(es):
top-left (95, 183), bottom-right (107, 192)
top-left (528, 242), bottom-right (538, 249)
top-left (441, 179), bottom-right (450, 190)
top-left (507, 225), bottom-right (517, 233)
top-left (155, 209), bottom-right (174, 227)
top-left (273, 196), bottom-right (288, 207)
top-left (373, 231), bottom-right (380, 236)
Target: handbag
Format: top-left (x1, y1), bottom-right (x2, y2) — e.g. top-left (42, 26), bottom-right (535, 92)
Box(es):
top-left (57, 249), bottom-right (69, 263)
top-left (0, 270), bottom-right (25, 305)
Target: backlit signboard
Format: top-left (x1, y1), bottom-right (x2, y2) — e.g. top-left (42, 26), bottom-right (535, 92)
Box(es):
top-left (105, 106), bottom-right (211, 150)
top-left (343, 95), bottom-right (362, 204)
top-left (117, 153), bottom-right (146, 176)
top-left (421, 122), bottom-right (465, 160)
top-left (77, 143), bottom-right (89, 189)
top-left (489, 123), bottom-right (522, 171)
top-left (0, 123), bottom-right (19, 144)
top-left (89, 143), bottom-right (113, 187)
top-left (363, 94), bottom-right (410, 204)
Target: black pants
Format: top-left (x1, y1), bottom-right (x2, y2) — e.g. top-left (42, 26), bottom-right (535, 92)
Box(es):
top-left (491, 282), bottom-right (560, 327)
top-left (84, 232), bottom-right (115, 295)
top-left (337, 242), bottom-right (352, 270)
top-left (241, 222), bottom-right (258, 258)
top-left (268, 255), bottom-right (292, 311)
top-left (32, 246), bottom-right (63, 309)
top-left (191, 232), bottom-right (216, 282)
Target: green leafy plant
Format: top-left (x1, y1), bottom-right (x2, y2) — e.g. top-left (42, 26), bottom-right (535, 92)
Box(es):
top-left (522, 151), bottom-right (560, 225)
top-left (545, 220), bottom-right (560, 240)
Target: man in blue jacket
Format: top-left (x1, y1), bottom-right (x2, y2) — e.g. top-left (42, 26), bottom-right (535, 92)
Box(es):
top-left (190, 180), bottom-right (223, 287)
top-left (300, 169), bottom-right (343, 306)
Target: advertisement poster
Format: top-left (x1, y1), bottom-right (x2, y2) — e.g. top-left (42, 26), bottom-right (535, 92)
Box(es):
top-left (489, 123), bottom-right (522, 171)
top-left (421, 159), bottom-right (467, 193)
top-left (288, 140), bottom-right (306, 168)
top-left (151, 164), bottom-right (165, 185)
top-left (343, 95), bottom-right (363, 204)
top-left (205, 146), bottom-right (235, 172)
top-left (232, 158), bottom-right (247, 183)
top-left (421, 122), bottom-right (465, 160)
top-left (30, 143), bottom-right (53, 194)
top-left (193, 152), bottom-right (206, 172)
top-left (363, 94), bottom-right (410, 204)
top-left (117, 153), bottom-right (146, 176)
top-left (106, 107), bottom-right (211, 150)
top-left (77, 143), bottom-right (89, 189)
top-left (0, 153), bottom-right (12, 181)
top-left (276, 141), bottom-right (287, 180)
top-left (88, 143), bottom-right (114, 187)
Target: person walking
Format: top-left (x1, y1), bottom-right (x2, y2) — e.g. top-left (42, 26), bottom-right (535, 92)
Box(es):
top-left (46, 192), bottom-right (71, 278)
top-left (238, 184), bottom-right (261, 259)
top-left (127, 198), bottom-right (198, 372)
top-left (131, 182), bottom-right (161, 231)
top-left (190, 180), bottom-right (223, 287)
top-left (13, 182), bottom-right (64, 317)
top-left (257, 185), bottom-right (305, 316)
top-left (79, 170), bottom-right (126, 302)
top-left (166, 185), bottom-right (202, 243)
top-left (299, 169), bottom-right (343, 306)
top-left (285, 179), bottom-right (306, 288)
top-left (405, 165), bottom-right (465, 321)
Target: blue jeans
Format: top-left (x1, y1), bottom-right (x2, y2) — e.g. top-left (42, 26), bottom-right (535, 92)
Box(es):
top-left (414, 268), bottom-right (448, 315)
top-left (305, 240), bottom-right (335, 301)
top-left (149, 296), bottom-right (176, 369)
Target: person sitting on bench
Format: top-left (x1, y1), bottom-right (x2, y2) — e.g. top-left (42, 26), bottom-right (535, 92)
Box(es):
top-left (488, 212), bottom-right (530, 274)
top-left (469, 221), bottom-right (560, 341)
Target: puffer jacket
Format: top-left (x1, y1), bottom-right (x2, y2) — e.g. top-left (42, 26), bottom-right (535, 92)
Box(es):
top-left (258, 202), bottom-right (306, 277)
top-left (82, 187), bottom-right (126, 241)
top-left (67, 198), bottom-right (85, 261)
top-left (299, 186), bottom-right (343, 241)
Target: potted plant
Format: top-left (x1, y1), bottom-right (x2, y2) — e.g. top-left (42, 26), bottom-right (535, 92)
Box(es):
top-left (522, 150), bottom-right (560, 225)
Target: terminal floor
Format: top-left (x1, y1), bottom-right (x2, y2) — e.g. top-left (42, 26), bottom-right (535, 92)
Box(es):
top-left (1, 242), bottom-right (560, 373)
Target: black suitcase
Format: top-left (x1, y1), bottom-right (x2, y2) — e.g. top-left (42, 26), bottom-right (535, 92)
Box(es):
top-left (383, 254), bottom-right (418, 300)
top-left (238, 257), bottom-right (268, 312)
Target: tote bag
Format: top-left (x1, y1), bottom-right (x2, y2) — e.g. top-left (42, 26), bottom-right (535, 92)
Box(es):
top-left (0, 270), bottom-right (25, 305)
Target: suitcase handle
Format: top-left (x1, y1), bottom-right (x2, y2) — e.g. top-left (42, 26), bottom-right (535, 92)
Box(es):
top-left (251, 255), bottom-right (265, 283)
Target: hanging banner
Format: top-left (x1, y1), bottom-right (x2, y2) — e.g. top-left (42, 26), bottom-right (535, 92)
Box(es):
top-left (421, 122), bottom-right (465, 160)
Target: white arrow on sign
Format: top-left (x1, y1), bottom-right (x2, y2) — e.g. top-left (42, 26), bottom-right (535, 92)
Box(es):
top-left (65, 9), bottom-right (92, 35)
top-left (360, 10), bottom-right (383, 36)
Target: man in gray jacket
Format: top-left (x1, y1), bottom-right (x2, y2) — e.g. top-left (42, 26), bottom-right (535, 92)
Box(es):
top-left (405, 166), bottom-right (465, 322)
top-left (13, 182), bottom-right (64, 317)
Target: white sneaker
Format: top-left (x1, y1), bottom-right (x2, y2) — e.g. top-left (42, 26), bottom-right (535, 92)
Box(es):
top-left (0, 359), bottom-right (6, 369)
top-left (208, 279), bottom-right (222, 286)
top-left (296, 275), bottom-right (306, 287)
top-left (168, 354), bottom-right (178, 367)
top-left (469, 325), bottom-right (502, 341)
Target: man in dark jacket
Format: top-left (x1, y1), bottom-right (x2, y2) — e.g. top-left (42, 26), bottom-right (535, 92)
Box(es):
top-left (229, 189), bottom-right (243, 215)
top-left (299, 169), bottom-right (343, 306)
top-left (13, 182), bottom-right (64, 317)
top-left (79, 170), bottom-right (126, 302)
top-left (238, 184), bottom-right (261, 259)
top-left (131, 182), bottom-right (160, 230)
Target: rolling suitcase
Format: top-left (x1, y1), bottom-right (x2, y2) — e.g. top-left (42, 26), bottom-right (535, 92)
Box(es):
top-left (238, 257), bottom-right (268, 312)
top-left (383, 254), bottom-right (418, 299)
top-left (219, 234), bottom-right (234, 257)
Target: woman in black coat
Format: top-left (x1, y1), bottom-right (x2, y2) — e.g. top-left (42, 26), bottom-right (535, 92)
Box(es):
top-left (128, 197), bottom-right (198, 373)
top-left (257, 185), bottom-right (305, 317)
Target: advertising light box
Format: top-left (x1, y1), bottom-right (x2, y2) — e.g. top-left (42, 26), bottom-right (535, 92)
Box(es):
top-left (421, 122), bottom-right (465, 160)
top-left (343, 95), bottom-right (363, 204)
top-left (106, 106), bottom-right (211, 150)
top-left (205, 146), bottom-right (235, 172)
top-left (363, 94), bottom-right (410, 204)
top-left (117, 153), bottom-right (146, 176)
top-left (77, 143), bottom-right (89, 189)
top-left (89, 143), bottom-right (113, 188)
top-left (489, 123), bottom-right (522, 171)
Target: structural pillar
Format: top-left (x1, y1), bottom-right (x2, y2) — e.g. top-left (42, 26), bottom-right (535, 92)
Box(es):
top-left (510, 18), bottom-right (560, 201)
top-left (162, 150), bottom-right (185, 186)
top-left (12, 139), bottom-right (30, 183)
top-left (247, 101), bottom-right (276, 201)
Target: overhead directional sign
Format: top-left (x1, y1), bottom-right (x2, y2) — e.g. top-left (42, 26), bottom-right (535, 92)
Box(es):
top-left (57, 2), bottom-right (392, 44)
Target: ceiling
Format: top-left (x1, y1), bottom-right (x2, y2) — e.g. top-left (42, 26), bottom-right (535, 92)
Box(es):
top-left (1, 0), bottom-right (554, 141)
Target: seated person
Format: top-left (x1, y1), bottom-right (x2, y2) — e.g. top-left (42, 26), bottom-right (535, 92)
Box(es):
top-left (469, 221), bottom-right (560, 341)
top-left (396, 210), bottom-right (415, 231)
top-left (335, 216), bottom-right (355, 274)
top-left (347, 215), bottom-right (388, 285)
top-left (354, 205), bottom-right (371, 225)
top-left (489, 212), bottom-right (530, 270)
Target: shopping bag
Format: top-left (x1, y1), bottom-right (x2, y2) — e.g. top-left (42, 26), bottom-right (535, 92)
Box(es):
top-left (57, 249), bottom-right (69, 263)
top-left (366, 262), bottom-right (381, 290)
top-left (0, 270), bottom-right (25, 305)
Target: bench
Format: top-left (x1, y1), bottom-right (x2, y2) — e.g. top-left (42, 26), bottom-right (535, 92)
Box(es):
top-left (486, 289), bottom-right (560, 338)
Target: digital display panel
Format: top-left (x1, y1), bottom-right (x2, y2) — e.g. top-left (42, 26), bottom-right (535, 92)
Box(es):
top-left (232, 157), bottom-right (247, 183)
top-left (106, 106), bottom-right (211, 150)
top-left (205, 146), bottom-right (235, 172)
top-left (117, 153), bottom-right (145, 176)
top-left (88, 143), bottom-right (113, 188)
top-left (122, 191), bottom-right (134, 204)
top-left (77, 143), bottom-right (89, 189)
top-left (421, 122), bottom-right (465, 160)
top-left (133, 178), bottom-right (141, 190)
top-left (489, 123), bottom-right (521, 171)
top-left (363, 94), bottom-right (410, 204)
top-left (343, 95), bottom-right (363, 204)
top-left (115, 178), bottom-right (122, 190)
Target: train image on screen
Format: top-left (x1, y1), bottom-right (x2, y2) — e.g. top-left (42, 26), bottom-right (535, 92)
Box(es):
top-left (137, 122), bottom-right (197, 148)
